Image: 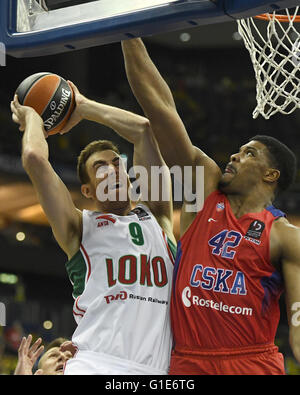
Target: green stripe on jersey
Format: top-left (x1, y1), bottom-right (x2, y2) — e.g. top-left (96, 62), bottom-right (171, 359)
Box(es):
top-left (65, 249), bottom-right (87, 299)
top-left (167, 237), bottom-right (177, 260)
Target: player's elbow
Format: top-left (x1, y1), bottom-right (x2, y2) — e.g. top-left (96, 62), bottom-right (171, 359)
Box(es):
top-left (134, 118), bottom-right (152, 142)
top-left (140, 118), bottom-right (151, 135)
top-left (22, 149), bottom-right (48, 173)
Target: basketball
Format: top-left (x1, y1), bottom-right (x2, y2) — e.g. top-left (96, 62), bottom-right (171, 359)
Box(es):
top-left (16, 72), bottom-right (75, 135)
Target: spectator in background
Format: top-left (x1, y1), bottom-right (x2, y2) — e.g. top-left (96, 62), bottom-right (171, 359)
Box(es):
top-left (14, 334), bottom-right (74, 375)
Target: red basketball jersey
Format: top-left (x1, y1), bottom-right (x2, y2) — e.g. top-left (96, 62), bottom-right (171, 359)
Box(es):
top-left (171, 190), bottom-right (285, 351)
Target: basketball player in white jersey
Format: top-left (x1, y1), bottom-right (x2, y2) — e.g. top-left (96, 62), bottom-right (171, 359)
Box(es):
top-left (10, 81), bottom-right (176, 375)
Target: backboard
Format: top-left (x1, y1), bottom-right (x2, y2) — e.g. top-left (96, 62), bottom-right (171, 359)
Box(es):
top-left (1, 0), bottom-right (300, 58)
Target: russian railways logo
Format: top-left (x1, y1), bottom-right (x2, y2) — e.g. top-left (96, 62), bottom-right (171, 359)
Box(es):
top-left (105, 291), bottom-right (127, 304)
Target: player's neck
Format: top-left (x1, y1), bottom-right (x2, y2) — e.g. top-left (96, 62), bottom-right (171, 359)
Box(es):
top-left (227, 190), bottom-right (273, 219)
top-left (96, 200), bottom-right (133, 216)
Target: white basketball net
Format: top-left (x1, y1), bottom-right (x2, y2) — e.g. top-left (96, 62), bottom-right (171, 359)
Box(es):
top-left (237, 7), bottom-right (300, 119)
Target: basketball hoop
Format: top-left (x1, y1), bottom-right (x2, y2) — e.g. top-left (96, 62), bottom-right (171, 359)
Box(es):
top-left (237, 6), bottom-right (300, 119)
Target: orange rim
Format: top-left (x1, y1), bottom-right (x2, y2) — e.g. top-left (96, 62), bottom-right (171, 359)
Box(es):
top-left (255, 13), bottom-right (300, 22)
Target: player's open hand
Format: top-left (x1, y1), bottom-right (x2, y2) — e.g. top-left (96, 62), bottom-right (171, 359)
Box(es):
top-left (14, 334), bottom-right (44, 375)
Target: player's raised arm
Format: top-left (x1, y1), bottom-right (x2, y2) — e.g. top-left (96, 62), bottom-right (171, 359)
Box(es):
top-left (131, 125), bottom-right (175, 245)
top-left (11, 96), bottom-right (82, 259)
top-left (63, 82), bottom-right (175, 244)
top-left (121, 38), bottom-right (221, 192)
top-left (121, 38), bottom-right (194, 168)
top-left (62, 81), bottom-right (150, 145)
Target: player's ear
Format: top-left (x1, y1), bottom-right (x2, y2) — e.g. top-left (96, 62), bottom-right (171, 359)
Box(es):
top-left (81, 183), bottom-right (93, 199)
top-left (263, 168), bottom-right (280, 185)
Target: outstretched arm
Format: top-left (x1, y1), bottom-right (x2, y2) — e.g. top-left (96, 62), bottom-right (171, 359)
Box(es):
top-left (121, 38), bottom-right (221, 193)
top-left (132, 125), bottom-right (175, 245)
top-left (11, 97), bottom-right (82, 259)
top-left (62, 82), bottom-right (175, 244)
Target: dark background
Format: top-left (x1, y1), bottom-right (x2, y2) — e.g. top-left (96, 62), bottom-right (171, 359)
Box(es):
top-left (0, 0), bottom-right (300, 375)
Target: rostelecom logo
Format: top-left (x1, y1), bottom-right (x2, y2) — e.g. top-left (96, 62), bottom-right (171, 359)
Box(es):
top-left (181, 286), bottom-right (253, 316)
top-left (182, 287), bottom-right (192, 307)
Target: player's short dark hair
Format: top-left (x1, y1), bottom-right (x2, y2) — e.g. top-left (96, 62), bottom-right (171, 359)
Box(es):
top-left (36, 337), bottom-right (69, 370)
top-left (44, 337), bottom-right (68, 353)
top-left (77, 140), bottom-right (120, 184)
top-left (249, 135), bottom-right (297, 193)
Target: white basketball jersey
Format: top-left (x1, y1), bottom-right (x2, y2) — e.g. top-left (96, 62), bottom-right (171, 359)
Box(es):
top-left (64, 204), bottom-right (175, 374)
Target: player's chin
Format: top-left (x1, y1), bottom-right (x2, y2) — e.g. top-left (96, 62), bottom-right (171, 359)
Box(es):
top-left (53, 366), bottom-right (65, 375)
top-left (108, 185), bottom-right (129, 202)
top-left (100, 191), bottom-right (131, 208)
top-left (218, 176), bottom-right (233, 193)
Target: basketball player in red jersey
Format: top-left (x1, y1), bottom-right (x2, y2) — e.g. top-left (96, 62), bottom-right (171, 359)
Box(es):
top-left (121, 38), bottom-right (300, 374)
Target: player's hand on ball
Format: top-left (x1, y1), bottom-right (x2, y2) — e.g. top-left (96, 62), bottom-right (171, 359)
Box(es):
top-left (59, 80), bottom-right (87, 135)
top-left (11, 95), bottom-right (45, 135)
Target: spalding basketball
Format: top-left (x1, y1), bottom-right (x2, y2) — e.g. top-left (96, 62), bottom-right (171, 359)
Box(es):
top-left (16, 72), bottom-right (75, 135)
